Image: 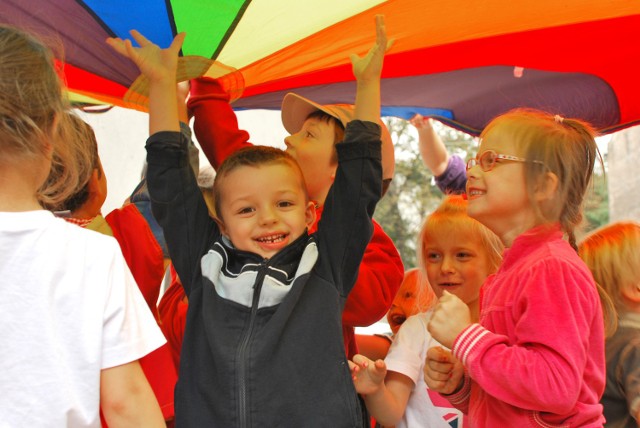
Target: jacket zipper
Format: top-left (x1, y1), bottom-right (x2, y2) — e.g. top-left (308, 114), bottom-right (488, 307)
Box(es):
top-left (237, 259), bottom-right (269, 428)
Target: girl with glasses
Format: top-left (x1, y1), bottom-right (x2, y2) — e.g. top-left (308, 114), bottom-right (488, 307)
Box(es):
top-left (424, 108), bottom-right (612, 427)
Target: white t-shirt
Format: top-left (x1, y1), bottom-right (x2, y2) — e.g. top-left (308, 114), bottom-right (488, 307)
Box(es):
top-left (384, 311), bottom-right (466, 428)
top-left (0, 210), bottom-right (166, 427)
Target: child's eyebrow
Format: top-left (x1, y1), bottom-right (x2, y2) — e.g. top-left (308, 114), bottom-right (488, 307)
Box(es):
top-left (274, 189), bottom-right (301, 197)
top-left (226, 194), bottom-right (252, 205)
top-left (304, 118), bottom-right (324, 128)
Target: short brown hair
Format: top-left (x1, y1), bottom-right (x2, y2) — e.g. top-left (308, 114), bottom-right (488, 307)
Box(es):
top-left (213, 146), bottom-right (308, 221)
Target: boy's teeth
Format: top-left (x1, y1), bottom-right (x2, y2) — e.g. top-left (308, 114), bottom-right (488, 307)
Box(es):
top-left (259, 234), bottom-right (285, 243)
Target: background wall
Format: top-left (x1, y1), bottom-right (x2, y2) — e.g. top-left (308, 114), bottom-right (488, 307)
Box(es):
top-left (608, 126), bottom-right (640, 223)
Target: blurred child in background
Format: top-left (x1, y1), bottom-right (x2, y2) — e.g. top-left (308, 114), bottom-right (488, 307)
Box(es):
top-left (579, 221), bottom-right (640, 427)
top-left (356, 268), bottom-right (436, 362)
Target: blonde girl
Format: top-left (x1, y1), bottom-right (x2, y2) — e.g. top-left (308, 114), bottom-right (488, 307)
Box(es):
top-left (0, 25), bottom-right (165, 426)
top-left (350, 195), bottom-right (502, 427)
top-left (426, 109), bottom-right (609, 427)
top-left (579, 221), bottom-right (640, 427)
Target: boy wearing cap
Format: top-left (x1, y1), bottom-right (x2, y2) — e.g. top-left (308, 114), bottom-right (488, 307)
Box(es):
top-left (188, 48), bottom-right (403, 365)
top-left (109, 16), bottom-right (391, 427)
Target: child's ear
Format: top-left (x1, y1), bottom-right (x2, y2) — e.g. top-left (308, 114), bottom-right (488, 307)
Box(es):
top-left (534, 171), bottom-right (559, 203)
top-left (214, 216), bottom-right (229, 238)
top-left (86, 170), bottom-right (103, 199)
top-left (621, 282), bottom-right (640, 304)
top-left (305, 201), bottom-right (317, 229)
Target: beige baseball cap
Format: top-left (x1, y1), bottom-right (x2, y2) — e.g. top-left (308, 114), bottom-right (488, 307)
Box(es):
top-left (281, 93), bottom-right (395, 181)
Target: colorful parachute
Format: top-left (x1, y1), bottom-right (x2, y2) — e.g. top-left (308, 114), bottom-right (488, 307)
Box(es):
top-left (2, 0), bottom-right (640, 135)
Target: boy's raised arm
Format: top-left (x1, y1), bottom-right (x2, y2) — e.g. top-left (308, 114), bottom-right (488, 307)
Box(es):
top-left (108, 31), bottom-right (215, 294)
top-left (350, 15), bottom-right (391, 125)
top-left (188, 77), bottom-right (252, 168)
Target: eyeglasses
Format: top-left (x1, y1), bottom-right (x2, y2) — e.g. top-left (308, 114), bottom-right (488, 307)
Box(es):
top-left (466, 150), bottom-right (545, 172)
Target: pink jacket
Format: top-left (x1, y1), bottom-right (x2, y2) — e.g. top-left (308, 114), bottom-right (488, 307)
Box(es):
top-left (448, 224), bottom-right (605, 427)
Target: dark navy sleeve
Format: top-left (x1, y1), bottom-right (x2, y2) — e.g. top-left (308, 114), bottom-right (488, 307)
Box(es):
top-left (145, 130), bottom-right (218, 295)
top-left (316, 120), bottom-right (382, 296)
top-left (129, 122), bottom-right (199, 258)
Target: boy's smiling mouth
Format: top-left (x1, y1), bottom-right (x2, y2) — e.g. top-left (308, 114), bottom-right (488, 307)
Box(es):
top-left (255, 233), bottom-right (287, 244)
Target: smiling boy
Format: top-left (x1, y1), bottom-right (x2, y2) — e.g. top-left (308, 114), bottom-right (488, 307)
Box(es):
top-left (188, 58), bottom-right (403, 363)
top-left (212, 147), bottom-right (316, 259)
top-left (108, 15), bottom-right (391, 427)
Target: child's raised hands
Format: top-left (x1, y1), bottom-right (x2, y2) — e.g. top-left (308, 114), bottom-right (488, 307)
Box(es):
top-left (409, 114), bottom-right (432, 131)
top-left (348, 353), bottom-right (387, 395)
top-left (106, 30), bottom-right (185, 83)
top-left (350, 15), bottom-right (393, 84)
top-left (107, 31), bottom-right (185, 134)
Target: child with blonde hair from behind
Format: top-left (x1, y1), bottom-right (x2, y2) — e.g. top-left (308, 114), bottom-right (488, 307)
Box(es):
top-left (579, 221), bottom-right (640, 427)
top-left (350, 195), bottom-right (503, 427)
top-left (425, 109), bottom-right (612, 427)
top-left (0, 25), bottom-right (165, 427)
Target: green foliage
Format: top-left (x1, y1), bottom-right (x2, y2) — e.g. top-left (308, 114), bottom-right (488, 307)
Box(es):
top-left (581, 170), bottom-right (609, 236)
top-left (374, 118), bottom-right (476, 268)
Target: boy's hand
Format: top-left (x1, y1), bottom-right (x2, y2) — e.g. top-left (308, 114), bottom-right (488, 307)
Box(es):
top-left (348, 354), bottom-right (386, 395)
top-left (427, 291), bottom-right (471, 348)
top-left (106, 30), bottom-right (185, 83)
top-left (350, 15), bottom-right (393, 84)
top-left (423, 346), bottom-right (465, 394)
